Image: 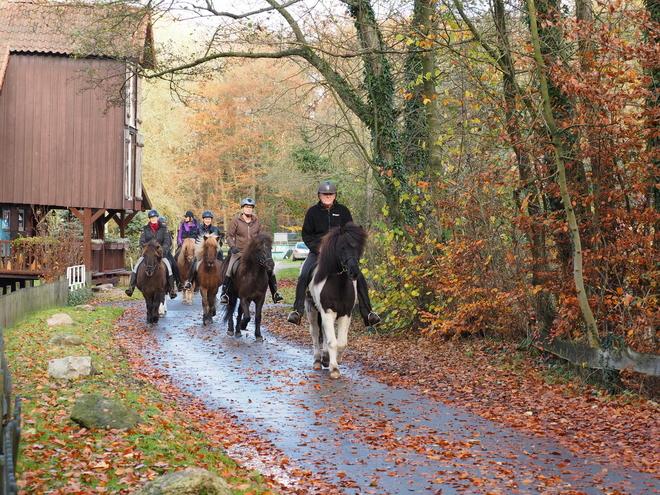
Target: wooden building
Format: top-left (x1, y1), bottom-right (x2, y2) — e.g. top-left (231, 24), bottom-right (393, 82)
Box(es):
top-left (0, 0), bottom-right (155, 286)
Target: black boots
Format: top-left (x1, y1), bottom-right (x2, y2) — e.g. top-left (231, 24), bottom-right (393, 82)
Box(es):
top-left (269, 274), bottom-right (283, 303)
top-left (287, 310), bottom-right (302, 325)
top-left (168, 274), bottom-right (177, 299)
top-left (125, 271), bottom-right (137, 297)
top-left (219, 275), bottom-right (231, 305)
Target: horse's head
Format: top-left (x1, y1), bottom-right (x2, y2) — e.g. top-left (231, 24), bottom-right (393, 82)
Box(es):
top-left (182, 238), bottom-right (195, 264)
top-left (243, 234), bottom-right (275, 272)
top-left (142, 239), bottom-right (163, 277)
top-left (199, 234), bottom-right (220, 267)
top-left (318, 223), bottom-right (367, 281)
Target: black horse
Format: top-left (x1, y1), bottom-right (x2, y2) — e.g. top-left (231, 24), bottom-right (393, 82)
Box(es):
top-left (221, 233), bottom-right (274, 342)
top-left (136, 240), bottom-right (168, 326)
top-left (305, 222), bottom-right (367, 379)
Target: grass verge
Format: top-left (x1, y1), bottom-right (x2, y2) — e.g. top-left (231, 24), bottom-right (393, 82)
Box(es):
top-left (5, 301), bottom-right (278, 494)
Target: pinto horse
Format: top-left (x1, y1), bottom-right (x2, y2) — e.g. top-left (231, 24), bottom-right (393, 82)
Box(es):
top-left (136, 239), bottom-right (168, 326)
top-left (221, 233), bottom-right (274, 342)
top-left (177, 237), bottom-right (196, 305)
top-left (194, 234), bottom-right (223, 325)
top-left (305, 222), bottom-right (367, 379)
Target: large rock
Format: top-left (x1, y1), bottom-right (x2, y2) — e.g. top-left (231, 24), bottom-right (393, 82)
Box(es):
top-left (133, 468), bottom-right (232, 495)
top-left (46, 313), bottom-right (74, 326)
top-left (70, 393), bottom-right (142, 430)
top-left (48, 356), bottom-right (95, 380)
top-left (48, 334), bottom-right (85, 347)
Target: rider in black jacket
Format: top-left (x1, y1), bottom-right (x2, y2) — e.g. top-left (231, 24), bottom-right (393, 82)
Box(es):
top-left (286, 181), bottom-right (381, 328)
top-left (125, 209), bottom-right (178, 299)
top-left (183, 210), bottom-right (224, 289)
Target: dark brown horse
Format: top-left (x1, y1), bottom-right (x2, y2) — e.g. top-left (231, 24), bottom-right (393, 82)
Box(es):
top-left (177, 237), bottom-right (196, 305)
top-left (136, 239), bottom-right (168, 326)
top-left (221, 233), bottom-right (274, 342)
top-left (194, 234), bottom-right (222, 325)
top-left (306, 222), bottom-right (367, 379)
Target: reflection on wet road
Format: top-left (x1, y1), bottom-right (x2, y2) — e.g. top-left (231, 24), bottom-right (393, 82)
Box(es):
top-left (140, 296), bottom-right (659, 494)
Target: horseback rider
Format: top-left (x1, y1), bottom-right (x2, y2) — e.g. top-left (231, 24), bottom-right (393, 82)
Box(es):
top-left (125, 209), bottom-right (178, 299)
top-left (286, 181), bottom-right (381, 328)
top-left (219, 198), bottom-right (283, 305)
top-left (174, 210), bottom-right (199, 261)
top-left (183, 210), bottom-right (224, 289)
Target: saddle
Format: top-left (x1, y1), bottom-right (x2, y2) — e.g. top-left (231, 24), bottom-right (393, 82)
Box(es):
top-left (229, 258), bottom-right (241, 277)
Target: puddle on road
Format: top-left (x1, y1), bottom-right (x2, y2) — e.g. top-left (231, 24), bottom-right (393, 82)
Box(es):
top-left (134, 297), bottom-right (659, 494)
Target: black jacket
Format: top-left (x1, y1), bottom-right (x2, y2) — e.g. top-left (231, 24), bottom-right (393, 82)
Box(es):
top-left (199, 223), bottom-right (224, 246)
top-left (302, 201), bottom-right (353, 254)
top-left (139, 222), bottom-right (172, 253)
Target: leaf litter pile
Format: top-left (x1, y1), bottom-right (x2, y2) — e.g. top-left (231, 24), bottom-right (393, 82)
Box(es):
top-left (9, 285), bottom-right (660, 494)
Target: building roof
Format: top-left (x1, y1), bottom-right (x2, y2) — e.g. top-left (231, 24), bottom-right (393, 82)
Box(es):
top-left (0, 0), bottom-right (155, 90)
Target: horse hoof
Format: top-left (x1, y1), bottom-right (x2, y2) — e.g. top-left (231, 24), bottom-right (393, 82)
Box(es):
top-left (313, 361), bottom-right (322, 371)
top-left (227, 330), bottom-right (234, 336)
top-left (321, 357), bottom-right (330, 368)
top-left (255, 336), bottom-right (264, 343)
top-left (235, 331), bottom-right (242, 338)
top-left (330, 370), bottom-right (341, 380)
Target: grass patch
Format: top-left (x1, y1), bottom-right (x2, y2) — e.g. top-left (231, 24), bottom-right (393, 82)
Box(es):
top-left (5, 303), bottom-right (277, 494)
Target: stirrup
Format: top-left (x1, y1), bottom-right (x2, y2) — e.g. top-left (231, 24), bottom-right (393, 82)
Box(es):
top-left (366, 311), bottom-right (381, 327)
top-left (272, 292), bottom-right (283, 303)
top-left (183, 281), bottom-right (192, 290)
top-left (219, 293), bottom-right (229, 305)
top-left (169, 290), bottom-right (177, 299)
top-left (125, 287), bottom-right (134, 297)
top-left (287, 310), bottom-right (301, 325)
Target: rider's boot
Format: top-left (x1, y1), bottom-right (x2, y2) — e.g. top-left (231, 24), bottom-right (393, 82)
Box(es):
top-left (168, 274), bottom-right (178, 299)
top-left (269, 273), bottom-right (284, 303)
top-left (183, 260), bottom-right (197, 290)
top-left (124, 271), bottom-right (137, 297)
top-left (219, 275), bottom-right (231, 305)
top-left (287, 277), bottom-right (307, 325)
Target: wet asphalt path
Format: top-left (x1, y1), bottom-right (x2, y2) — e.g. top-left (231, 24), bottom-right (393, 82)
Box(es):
top-left (137, 294), bottom-right (660, 494)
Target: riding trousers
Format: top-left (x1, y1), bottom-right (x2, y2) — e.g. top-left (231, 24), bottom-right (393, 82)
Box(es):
top-left (133, 256), bottom-right (173, 276)
top-left (292, 252), bottom-right (373, 319)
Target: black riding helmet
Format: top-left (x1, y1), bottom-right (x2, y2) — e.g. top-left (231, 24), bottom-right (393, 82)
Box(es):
top-left (318, 181), bottom-right (338, 194)
top-left (202, 210), bottom-right (214, 219)
top-left (184, 210), bottom-right (194, 218)
top-left (148, 209), bottom-right (159, 218)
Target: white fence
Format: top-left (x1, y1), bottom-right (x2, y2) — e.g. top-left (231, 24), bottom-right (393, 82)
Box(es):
top-left (66, 265), bottom-right (86, 291)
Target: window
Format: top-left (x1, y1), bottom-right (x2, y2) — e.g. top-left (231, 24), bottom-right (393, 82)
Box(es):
top-left (17, 209), bottom-right (24, 232)
top-left (2, 209), bottom-right (8, 230)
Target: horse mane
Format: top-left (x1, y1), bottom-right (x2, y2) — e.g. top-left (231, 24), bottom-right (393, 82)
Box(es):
top-left (142, 239), bottom-right (163, 259)
top-left (316, 222), bottom-right (367, 277)
top-left (195, 234), bottom-right (219, 259)
top-left (240, 233), bottom-right (273, 267)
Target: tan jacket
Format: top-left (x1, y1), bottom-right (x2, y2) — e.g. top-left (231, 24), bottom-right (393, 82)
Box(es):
top-left (226, 213), bottom-right (263, 252)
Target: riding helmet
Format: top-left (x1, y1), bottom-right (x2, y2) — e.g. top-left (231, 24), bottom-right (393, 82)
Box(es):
top-left (241, 198), bottom-right (256, 208)
top-left (148, 209), bottom-right (159, 218)
top-left (202, 210), bottom-right (214, 218)
top-left (184, 210), bottom-right (194, 218)
top-left (158, 217), bottom-right (167, 224)
top-left (318, 180), bottom-right (338, 194)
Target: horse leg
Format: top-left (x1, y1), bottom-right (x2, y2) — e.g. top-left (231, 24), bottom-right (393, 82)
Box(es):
top-left (201, 288), bottom-right (211, 325)
top-left (253, 299), bottom-right (264, 342)
top-left (336, 315), bottom-right (351, 364)
top-left (209, 286), bottom-right (219, 319)
top-left (307, 306), bottom-right (323, 370)
top-left (226, 298), bottom-right (236, 336)
top-left (320, 311), bottom-right (340, 379)
top-left (235, 302), bottom-right (245, 338)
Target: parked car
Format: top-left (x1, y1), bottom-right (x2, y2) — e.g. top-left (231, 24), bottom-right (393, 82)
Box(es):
top-left (292, 242), bottom-right (309, 260)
